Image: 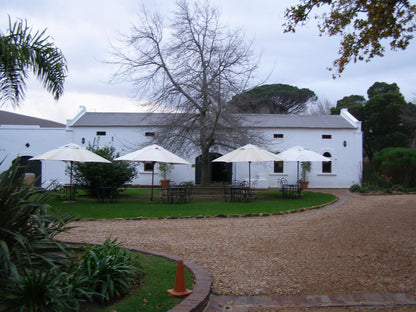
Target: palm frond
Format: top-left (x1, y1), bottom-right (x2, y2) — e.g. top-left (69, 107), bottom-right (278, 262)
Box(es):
top-left (0, 17), bottom-right (67, 106)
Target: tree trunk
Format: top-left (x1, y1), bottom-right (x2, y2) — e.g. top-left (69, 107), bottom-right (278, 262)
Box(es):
top-left (200, 147), bottom-right (210, 186)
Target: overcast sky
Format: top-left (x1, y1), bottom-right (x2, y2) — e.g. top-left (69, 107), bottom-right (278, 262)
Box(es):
top-left (1, 0), bottom-right (415, 123)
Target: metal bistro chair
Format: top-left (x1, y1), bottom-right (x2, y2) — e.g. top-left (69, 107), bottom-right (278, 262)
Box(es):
top-left (239, 180), bottom-right (250, 202)
top-left (175, 182), bottom-right (192, 204)
top-left (247, 180), bottom-right (257, 202)
top-left (278, 177), bottom-right (288, 198)
top-left (278, 177), bottom-right (301, 199)
top-left (230, 180), bottom-right (243, 202)
top-left (184, 182), bottom-right (193, 203)
top-left (97, 185), bottom-right (118, 203)
top-left (161, 181), bottom-right (177, 204)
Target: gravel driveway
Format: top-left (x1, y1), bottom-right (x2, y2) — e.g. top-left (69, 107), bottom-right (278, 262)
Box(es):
top-left (57, 191), bottom-right (416, 298)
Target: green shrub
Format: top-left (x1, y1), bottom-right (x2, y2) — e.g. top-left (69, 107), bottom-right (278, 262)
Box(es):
top-left (392, 184), bottom-right (406, 192)
top-left (373, 147), bottom-right (416, 188)
top-left (72, 238), bottom-right (140, 304)
top-left (361, 159), bottom-right (393, 191)
top-left (349, 184), bottom-right (361, 192)
top-left (0, 268), bottom-right (82, 312)
top-left (300, 161), bottom-right (311, 181)
top-left (72, 143), bottom-right (137, 196)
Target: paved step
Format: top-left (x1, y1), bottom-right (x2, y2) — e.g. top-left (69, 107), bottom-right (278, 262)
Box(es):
top-left (205, 293), bottom-right (416, 311)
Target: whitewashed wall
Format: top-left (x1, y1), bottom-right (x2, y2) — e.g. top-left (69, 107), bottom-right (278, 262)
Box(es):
top-left (67, 109), bottom-right (362, 188)
top-left (0, 125), bottom-right (70, 185)
top-left (228, 127), bottom-right (362, 188)
top-left (1, 109), bottom-right (362, 188)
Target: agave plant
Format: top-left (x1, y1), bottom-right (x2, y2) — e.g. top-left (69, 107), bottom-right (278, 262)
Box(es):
top-left (72, 238), bottom-right (140, 304)
top-left (0, 160), bottom-right (73, 279)
top-left (0, 268), bottom-right (81, 312)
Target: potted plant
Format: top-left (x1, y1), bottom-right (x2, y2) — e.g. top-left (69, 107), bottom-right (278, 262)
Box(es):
top-left (300, 161), bottom-right (312, 189)
top-left (158, 163), bottom-right (173, 188)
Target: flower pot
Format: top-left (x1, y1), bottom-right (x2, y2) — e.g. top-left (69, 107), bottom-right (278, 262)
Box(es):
top-left (160, 179), bottom-right (170, 189)
top-left (299, 180), bottom-right (309, 190)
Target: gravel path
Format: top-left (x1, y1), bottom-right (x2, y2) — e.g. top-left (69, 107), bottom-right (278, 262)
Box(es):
top-left (57, 192), bottom-right (416, 298)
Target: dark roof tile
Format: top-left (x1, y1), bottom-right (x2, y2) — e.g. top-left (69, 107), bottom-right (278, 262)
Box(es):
top-left (71, 112), bottom-right (356, 129)
top-left (0, 110), bottom-right (65, 128)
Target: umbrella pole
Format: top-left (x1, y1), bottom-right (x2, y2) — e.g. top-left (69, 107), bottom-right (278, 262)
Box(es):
top-left (150, 161), bottom-right (155, 201)
top-left (248, 161), bottom-right (251, 187)
top-left (70, 161), bottom-right (73, 201)
top-left (297, 161), bottom-right (299, 183)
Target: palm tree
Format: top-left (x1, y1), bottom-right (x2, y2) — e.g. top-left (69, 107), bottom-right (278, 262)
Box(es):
top-left (0, 17), bottom-right (67, 106)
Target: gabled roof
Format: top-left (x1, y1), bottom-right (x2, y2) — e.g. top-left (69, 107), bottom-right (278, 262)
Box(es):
top-left (70, 112), bottom-right (172, 127)
top-left (71, 112), bottom-right (357, 129)
top-left (0, 110), bottom-right (65, 128)
top-left (241, 114), bottom-right (356, 129)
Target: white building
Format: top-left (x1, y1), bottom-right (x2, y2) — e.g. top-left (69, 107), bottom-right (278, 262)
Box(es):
top-left (1, 107), bottom-right (362, 188)
top-left (0, 110), bottom-right (70, 187)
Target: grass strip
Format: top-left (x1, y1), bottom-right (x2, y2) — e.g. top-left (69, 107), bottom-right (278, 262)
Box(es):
top-left (51, 189), bottom-right (335, 219)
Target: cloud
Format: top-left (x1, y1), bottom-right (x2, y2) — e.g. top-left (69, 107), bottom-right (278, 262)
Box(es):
top-left (1, 0), bottom-right (415, 123)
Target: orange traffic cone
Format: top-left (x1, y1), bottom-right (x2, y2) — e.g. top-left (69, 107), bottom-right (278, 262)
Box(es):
top-left (167, 259), bottom-right (193, 297)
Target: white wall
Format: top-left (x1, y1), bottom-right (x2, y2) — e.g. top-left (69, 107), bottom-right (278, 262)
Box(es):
top-left (227, 127), bottom-right (362, 188)
top-left (68, 120), bottom-right (362, 188)
top-left (68, 126), bottom-right (196, 186)
top-left (0, 125), bottom-right (70, 185)
top-left (1, 110), bottom-right (362, 188)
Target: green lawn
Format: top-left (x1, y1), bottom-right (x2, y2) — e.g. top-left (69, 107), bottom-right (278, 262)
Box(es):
top-left (51, 188), bottom-right (336, 219)
top-left (100, 252), bottom-right (192, 312)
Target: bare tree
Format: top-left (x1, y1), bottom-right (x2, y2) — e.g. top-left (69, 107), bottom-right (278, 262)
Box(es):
top-left (110, 0), bottom-right (258, 185)
top-left (307, 98), bottom-right (333, 115)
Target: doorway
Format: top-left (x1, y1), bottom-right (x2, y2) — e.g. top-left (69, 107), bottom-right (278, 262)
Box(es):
top-left (12, 156), bottom-right (42, 187)
top-left (195, 152), bottom-right (232, 185)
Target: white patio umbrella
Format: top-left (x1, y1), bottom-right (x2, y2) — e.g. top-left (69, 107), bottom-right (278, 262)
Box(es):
top-left (212, 144), bottom-right (283, 187)
top-left (277, 145), bottom-right (330, 182)
top-left (30, 143), bottom-right (111, 201)
top-left (115, 144), bottom-right (191, 201)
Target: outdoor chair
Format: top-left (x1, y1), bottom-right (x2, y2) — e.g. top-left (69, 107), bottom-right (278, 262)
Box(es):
top-left (161, 181), bottom-right (176, 204)
top-left (247, 180), bottom-right (257, 202)
top-left (278, 177), bottom-right (288, 189)
top-left (278, 178), bottom-right (301, 199)
top-left (160, 188), bottom-right (169, 203)
top-left (184, 181), bottom-right (193, 203)
top-left (96, 185), bottom-right (118, 203)
top-left (230, 180), bottom-right (250, 202)
top-left (174, 181), bottom-right (193, 204)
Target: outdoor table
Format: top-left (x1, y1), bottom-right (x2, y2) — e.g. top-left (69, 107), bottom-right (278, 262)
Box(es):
top-left (229, 185), bottom-right (249, 202)
top-left (281, 183), bottom-right (301, 199)
top-left (162, 183), bottom-right (192, 204)
top-left (97, 186), bottom-right (118, 203)
top-left (62, 184), bottom-right (77, 201)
